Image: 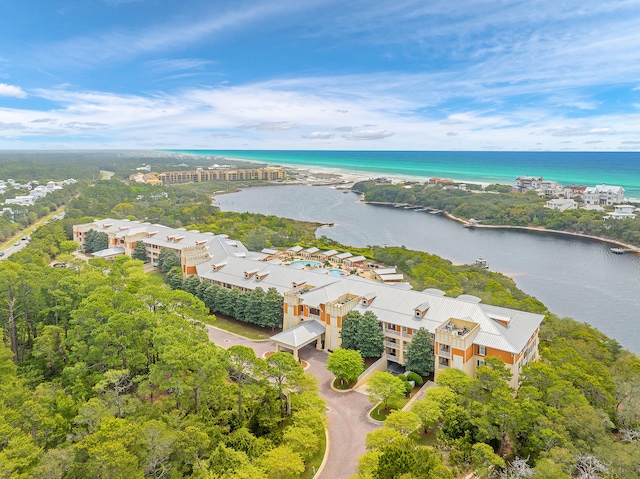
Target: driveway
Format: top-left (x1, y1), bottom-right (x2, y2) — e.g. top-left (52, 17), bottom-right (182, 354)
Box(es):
top-left (205, 326), bottom-right (379, 479)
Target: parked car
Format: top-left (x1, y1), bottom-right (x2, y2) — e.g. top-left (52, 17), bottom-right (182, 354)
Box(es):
top-left (0, 252), bottom-right (4, 257)
top-left (14, 241), bottom-right (20, 246)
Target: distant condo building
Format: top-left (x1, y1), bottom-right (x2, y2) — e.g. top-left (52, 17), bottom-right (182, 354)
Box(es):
top-left (128, 166), bottom-right (286, 185)
top-left (159, 166), bottom-right (285, 184)
top-left (73, 218), bottom-right (545, 389)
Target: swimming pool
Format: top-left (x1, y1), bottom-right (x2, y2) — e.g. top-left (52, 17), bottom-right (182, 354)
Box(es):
top-left (290, 260), bottom-right (322, 268)
top-left (329, 269), bottom-right (347, 276)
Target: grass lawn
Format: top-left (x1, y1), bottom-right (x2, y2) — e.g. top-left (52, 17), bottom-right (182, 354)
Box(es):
top-left (301, 430), bottom-right (327, 479)
top-left (332, 378), bottom-right (356, 390)
top-left (201, 314), bottom-right (279, 340)
top-left (369, 394), bottom-right (412, 421)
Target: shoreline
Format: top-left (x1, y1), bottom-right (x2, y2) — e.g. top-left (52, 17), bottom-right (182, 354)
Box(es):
top-left (181, 151), bottom-right (497, 189)
top-left (440, 211), bottom-right (640, 254)
top-left (174, 150), bottom-right (640, 201)
top-left (199, 153), bottom-right (640, 252)
top-left (354, 197), bottom-right (640, 254)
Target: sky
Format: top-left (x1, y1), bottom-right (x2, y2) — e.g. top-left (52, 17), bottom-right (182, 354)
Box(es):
top-left (1, 0), bottom-right (640, 151)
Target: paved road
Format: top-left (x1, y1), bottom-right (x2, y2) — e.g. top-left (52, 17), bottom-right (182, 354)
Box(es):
top-left (205, 325), bottom-right (379, 479)
top-left (0, 238), bottom-right (29, 260)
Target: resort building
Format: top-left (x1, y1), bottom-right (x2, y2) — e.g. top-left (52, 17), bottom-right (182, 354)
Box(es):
top-left (584, 184), bottom-right (625, 205)
top-left (73, 218), bottom-right (545, 388)
top-left (129, 172), bottom-right (163, 186)
top-left (157, 167), bottom-right (285, 184)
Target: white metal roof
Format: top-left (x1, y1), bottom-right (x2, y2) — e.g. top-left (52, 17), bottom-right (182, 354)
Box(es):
top-left (271, 320), bottom-right (325, 348)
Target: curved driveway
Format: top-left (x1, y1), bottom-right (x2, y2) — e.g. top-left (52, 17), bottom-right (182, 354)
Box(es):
top-left (205, 325), bottom-right (379, 479)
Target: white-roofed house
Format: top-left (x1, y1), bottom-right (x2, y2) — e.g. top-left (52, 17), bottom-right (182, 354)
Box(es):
top-left (604, 205), bottom-right (637, 220)
top-left (545, 198), bottom-right (577, 212)
top-left (584, 184), bottom-right (625, 205)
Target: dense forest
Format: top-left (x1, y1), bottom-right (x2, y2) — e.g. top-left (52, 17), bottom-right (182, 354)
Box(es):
top-left (0, 221), bottom-right (326, 478)
top-left (352, 181), bottom-right (640, 246)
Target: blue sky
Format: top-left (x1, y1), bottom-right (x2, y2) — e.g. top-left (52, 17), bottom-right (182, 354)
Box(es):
top-left (1, 0), bottom-right (640, 151)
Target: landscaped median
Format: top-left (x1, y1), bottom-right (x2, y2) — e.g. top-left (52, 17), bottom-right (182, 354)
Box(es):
top-left (369, 394), bottom-right (412, 421)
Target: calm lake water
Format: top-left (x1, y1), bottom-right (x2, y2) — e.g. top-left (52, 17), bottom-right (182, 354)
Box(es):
top-left (216, 185), bottom-right (640, 354)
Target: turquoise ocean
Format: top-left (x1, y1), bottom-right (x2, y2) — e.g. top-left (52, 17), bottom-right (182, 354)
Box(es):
top-left (174, 150), bottom-right (640, 200)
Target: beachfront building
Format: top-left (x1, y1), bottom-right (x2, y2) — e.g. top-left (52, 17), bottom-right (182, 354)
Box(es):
top-left (564, 185), bottom-right (586, 199)
top-left (513, 176), bottom-right (543, 193)
top-left (604, 205), bottom-right (637, 220)
top-left (537, 180), bottom-right (564, 197)
top-left (158, 166), bottom-right (285, 184)
top-left (584, 184), bottom-right (625, 206)
top-left (545, 198), bottom-right (577, 212)
top-left (73, 218), bottom-right (545, 388)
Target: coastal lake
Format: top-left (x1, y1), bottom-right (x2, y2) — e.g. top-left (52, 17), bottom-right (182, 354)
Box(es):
top-left (216, 185), bottom-right (640, 354)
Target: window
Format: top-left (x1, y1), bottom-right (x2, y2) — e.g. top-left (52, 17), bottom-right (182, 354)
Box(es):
top-left (477, 360), bottom-right (485, 367)
top-left (478, 345), bottom-right (486, 356)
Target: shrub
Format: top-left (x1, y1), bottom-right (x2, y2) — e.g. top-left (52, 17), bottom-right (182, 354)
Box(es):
top-left (406, 371), bottom-right (424, 386)
top-left (402, 379), bottom-right (413, 396)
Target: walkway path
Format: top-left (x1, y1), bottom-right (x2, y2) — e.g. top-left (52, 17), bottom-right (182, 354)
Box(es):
top-left (205, 325), bottom-right (379, 479)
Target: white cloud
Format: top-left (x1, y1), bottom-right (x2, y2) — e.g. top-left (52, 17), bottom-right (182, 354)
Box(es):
top-left (4, 74), bottom-right (640, 150)
top-left (33, 2), bottom-right (321, 69)
top-left (546, 126), bottom-right (615, 136)
top-left (145, 58), bottom-right (214, 72)
top-left (239, 121), bottom-right (297, 131)
top-left (302, 131), bottom-right (334, 139)
top-left (0, 83), bottom-right (27, 98)
top-left (343, 129), bottom-right (395, 140)
top-left (0, 122), bottom-right (25, 130)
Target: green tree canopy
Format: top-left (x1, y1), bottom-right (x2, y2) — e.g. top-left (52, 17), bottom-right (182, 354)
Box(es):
top-left (405, 328), bottom-right (434, 376)
top-left (340, 310), bottom-right (384, 359)
top-left (326, 348), bottom-right (365, 386)
top-left (366, 371), bottom-right (406, 410)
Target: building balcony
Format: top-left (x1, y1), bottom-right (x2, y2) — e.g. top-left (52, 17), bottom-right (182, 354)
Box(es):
top-left (438, 349), bottom-right (451, 359)
top-left (308, 313), bottom-right (320, 321)
top-left (438, 362), bottom-right (449, 370)
top-left (384, 341), bottom-right (399, 349)
top-left (386, 354), bottom-right (403, 364)
top-left (383, 328), bottom-right (402, 338)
